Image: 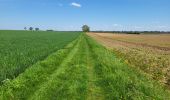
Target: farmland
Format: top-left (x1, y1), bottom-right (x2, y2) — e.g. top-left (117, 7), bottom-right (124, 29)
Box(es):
top-left (87, 32), bottom-right (170, 85)
top-left (0, 31), bottom-right (170, 99)
top-left (0, 30), bottom-right (80, 84)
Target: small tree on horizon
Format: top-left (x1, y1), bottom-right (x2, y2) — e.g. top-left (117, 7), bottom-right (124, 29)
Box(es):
top-left (24, 27), bottom-right (27, 30)
top-left (29, 27), bottom-right (33, 31)
top-left (35, 28), bottom-right (39, 31)
top-left (82, 25), bottom-right (90, 32)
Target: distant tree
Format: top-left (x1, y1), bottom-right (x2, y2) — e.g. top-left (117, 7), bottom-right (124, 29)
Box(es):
top-left (82, 25), bottom-right (90, 32)
top-left (24, 27), bottom-right (27, 30)
top-left (46, 30), bottom-right (54, 31)
top-left (126, 31), bottom-right (140, 34)
top-left (29, 27), bottom-right (33, 31)
top-left (35, 28), bottom-right (39, 31)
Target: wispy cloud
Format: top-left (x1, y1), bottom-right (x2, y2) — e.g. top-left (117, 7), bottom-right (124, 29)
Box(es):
top-left (70, 2), bottom-right (81, 8)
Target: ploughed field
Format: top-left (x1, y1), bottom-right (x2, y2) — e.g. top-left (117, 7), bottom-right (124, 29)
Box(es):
top-left (0, 31), bottom-right (170, 99)
top-left (87, 32), bottom-right (170, 86)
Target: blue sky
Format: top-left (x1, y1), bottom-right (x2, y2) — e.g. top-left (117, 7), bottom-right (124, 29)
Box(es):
top-left (0, 0), bottom-right (170, 31)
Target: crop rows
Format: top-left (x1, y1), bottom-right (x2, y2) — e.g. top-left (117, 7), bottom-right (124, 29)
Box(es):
top-left (0, 33), bottom-right (170, 100)
top-left (0, 30), bottom-right (80, 84)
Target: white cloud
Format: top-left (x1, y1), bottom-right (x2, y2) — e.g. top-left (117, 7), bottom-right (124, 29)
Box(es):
top-left (71, 2), bottom-right (81, 8)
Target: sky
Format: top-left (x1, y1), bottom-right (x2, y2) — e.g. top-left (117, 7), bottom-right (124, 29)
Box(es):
top-left (0, 0), bottom-right (170, 31)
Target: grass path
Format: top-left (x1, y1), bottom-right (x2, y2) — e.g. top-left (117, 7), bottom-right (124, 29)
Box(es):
top-left (31, 34), bottom-right (106, 100)
top-left (86, 37), bottom-right (104, 100)
top-left (28, 35), bottom-right (82, 99)
top-left (29, 35), bottom-right (86, 100)
top-left (1, 34), bottom-right (170, 100)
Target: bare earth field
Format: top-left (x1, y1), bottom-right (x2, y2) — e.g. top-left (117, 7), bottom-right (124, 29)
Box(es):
top-left (87, 32), bottom-right (170, 86)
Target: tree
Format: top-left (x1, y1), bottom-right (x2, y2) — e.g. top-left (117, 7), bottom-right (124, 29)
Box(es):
top-left (35, 28), bottom-right (39, 31)
top-left (29, 27), bottom-right (33, 31)
top-left (46, 30), bottom-right (54, 31)
top-left (82, 25), bottom-right (90, 32)
top-left (24, 27), bottom-right (27, 30)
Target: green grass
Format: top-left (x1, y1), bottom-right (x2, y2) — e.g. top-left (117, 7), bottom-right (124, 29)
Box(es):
top-left (0, 30), bottom-right (80, 83)
top-left (0, 33), bottom-right (170, 100)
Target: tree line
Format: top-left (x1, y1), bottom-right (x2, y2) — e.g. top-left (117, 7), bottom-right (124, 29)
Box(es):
top-left (23, 25), bottom-right (170, 34)
top-left (24, 25), bottom-right (91, 32)
top-left (24, 27), bottom-right (39, 31)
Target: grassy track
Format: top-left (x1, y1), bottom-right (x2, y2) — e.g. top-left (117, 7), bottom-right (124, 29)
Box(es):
top-left (30, 35), bottom-right (86, 100)
top-left (0, 33), bottom-right (170, 99)
top-left (86, 37), bottom-right (104, 100)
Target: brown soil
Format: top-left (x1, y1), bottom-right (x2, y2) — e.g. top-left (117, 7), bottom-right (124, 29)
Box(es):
top-left (87, 32), bottom-right (170, 52)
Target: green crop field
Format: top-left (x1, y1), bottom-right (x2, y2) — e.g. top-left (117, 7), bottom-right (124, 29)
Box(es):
top-left (0, 30), bottom-right (80, 84)
top-left (0, 31), bottom-right (170, 100)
